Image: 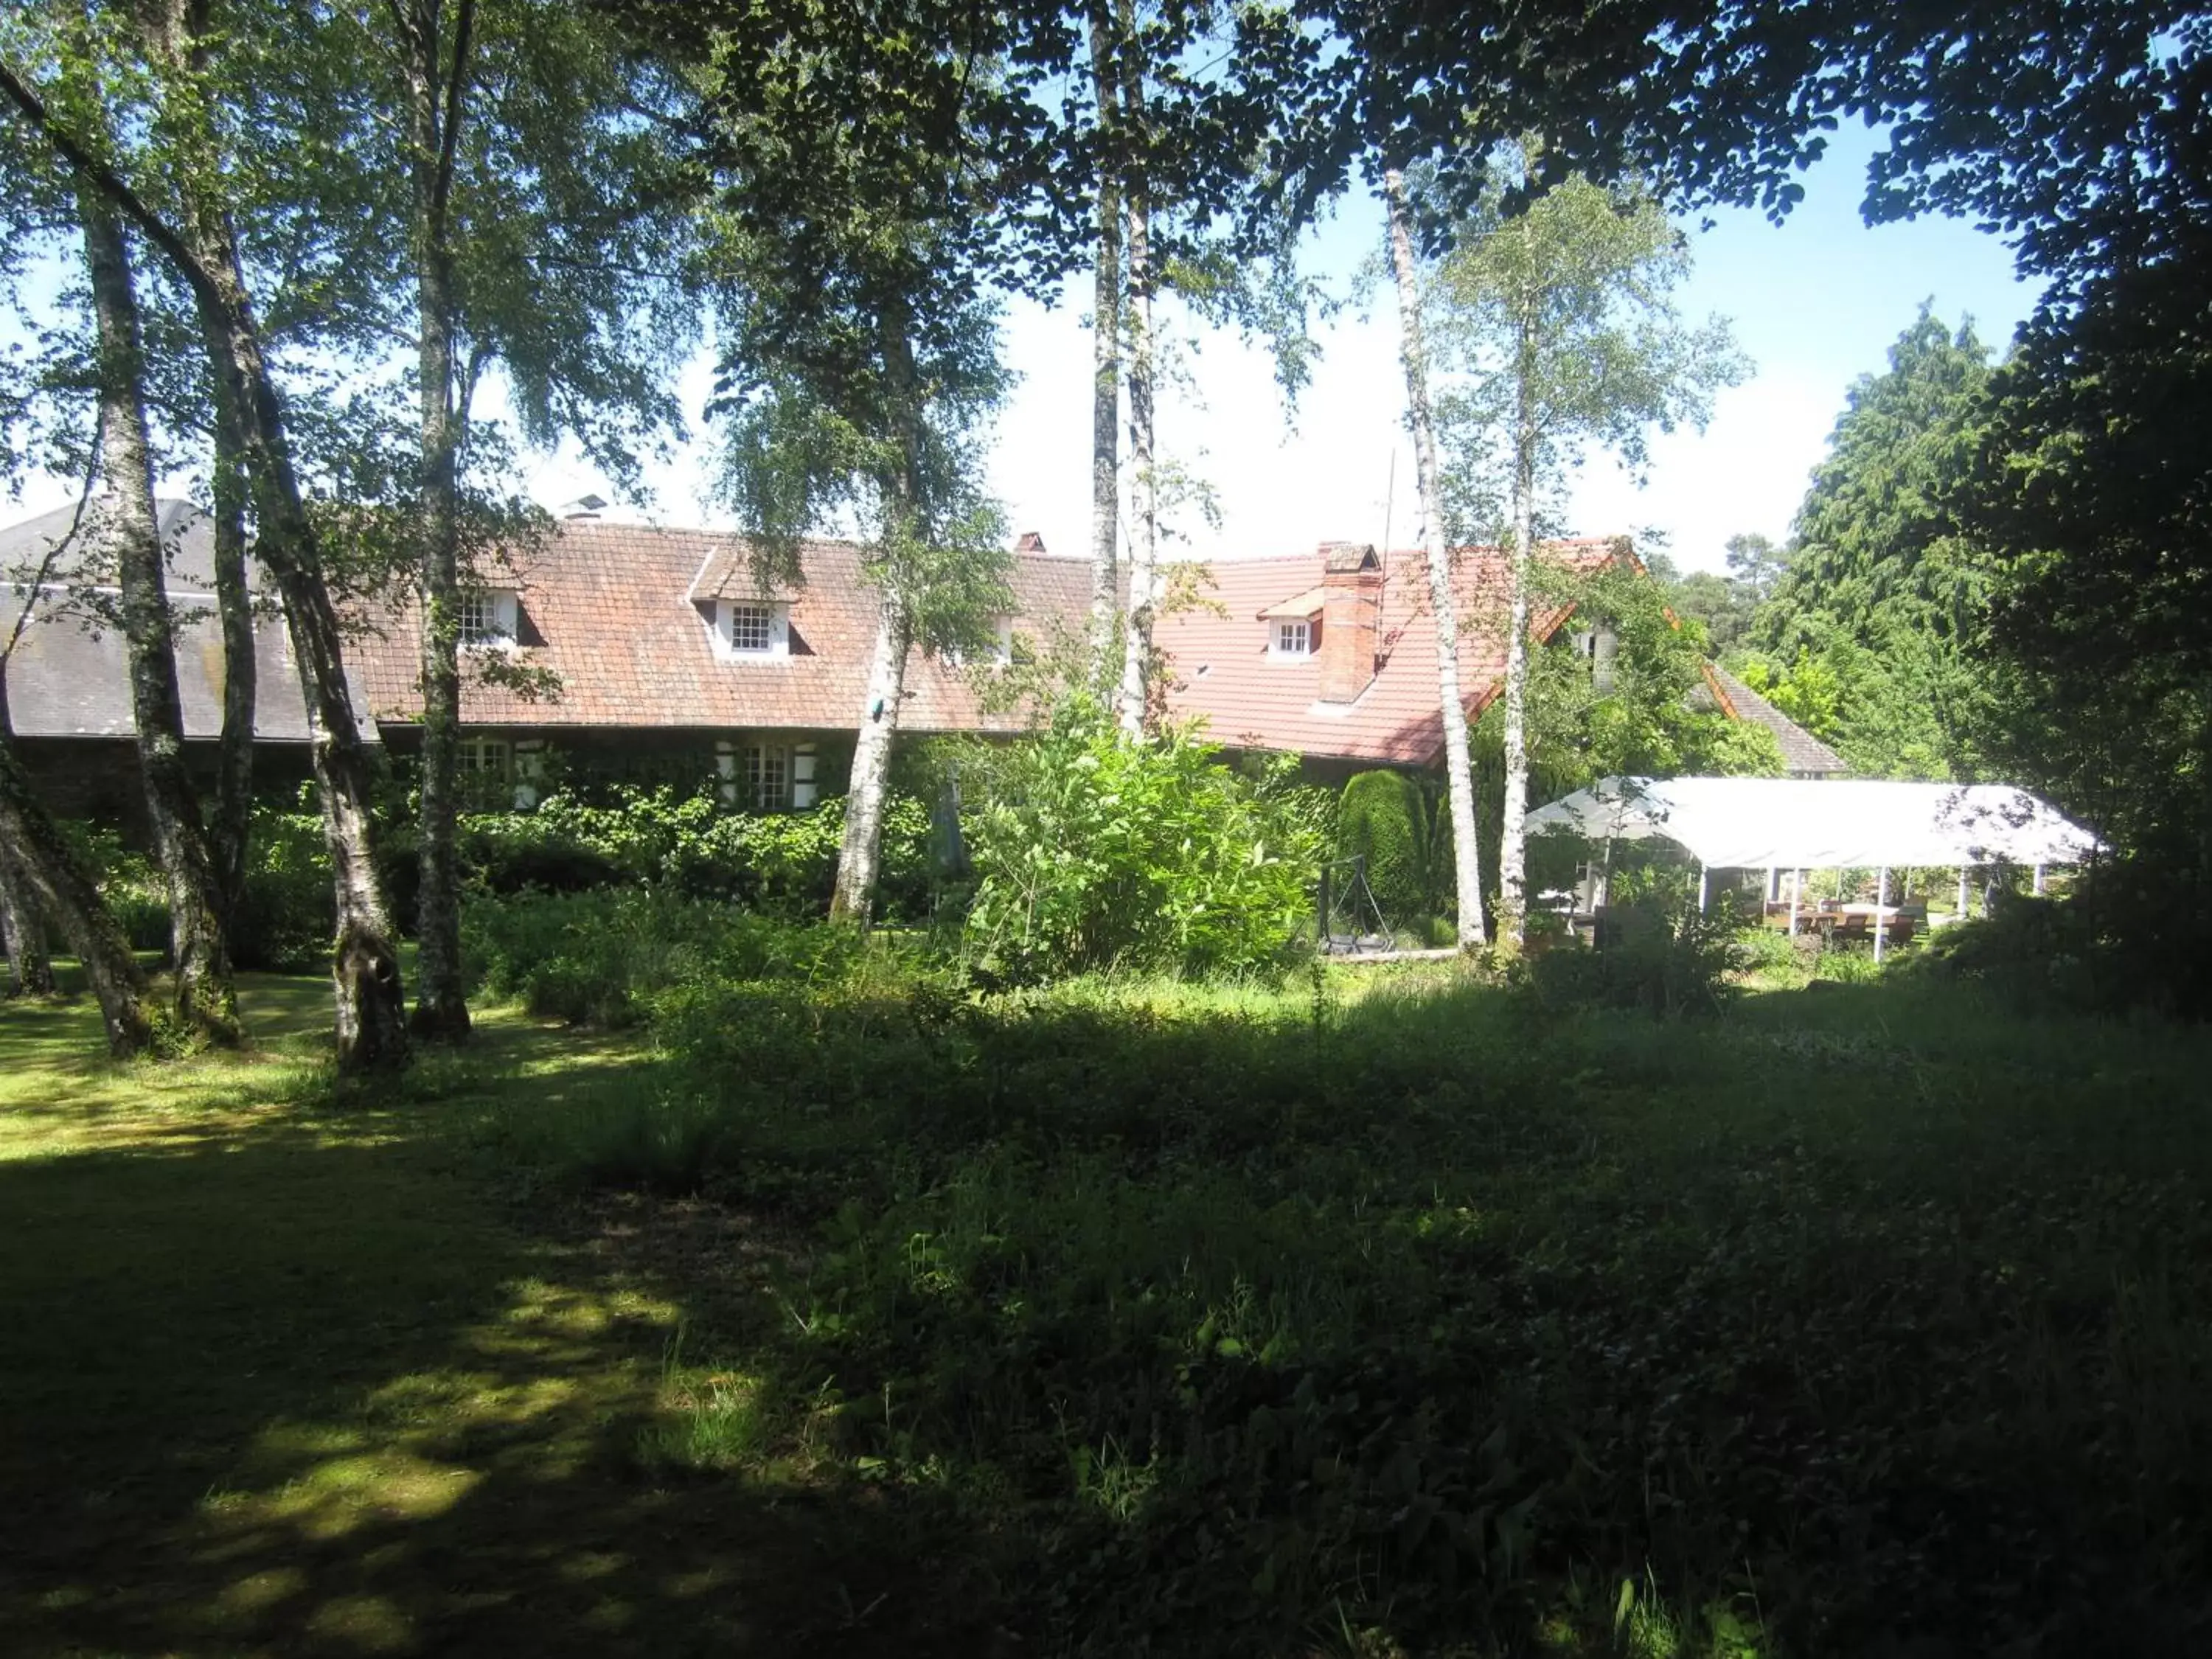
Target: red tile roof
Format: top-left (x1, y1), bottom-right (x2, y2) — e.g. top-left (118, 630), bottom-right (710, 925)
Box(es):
top-left (352, 519), bottom-right (1090, 734)
top-left (1157, 538), bottom-right (1628, 766)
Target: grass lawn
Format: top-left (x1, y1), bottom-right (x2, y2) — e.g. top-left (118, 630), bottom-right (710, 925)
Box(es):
top-left (5, 960), bottom-right (2211, 1656)
top-left (0, 975), bottom-right (980, 1659)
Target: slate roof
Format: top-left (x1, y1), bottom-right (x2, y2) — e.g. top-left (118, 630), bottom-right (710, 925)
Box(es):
top-left (1157, 539), bottom-right (1627, 766)
top-left (1, 500), bottom-right (351, 744)
top-left (1697, 665), bottom-right (1849, 778)
top-left (351, 518), bottom-right (1092, 734)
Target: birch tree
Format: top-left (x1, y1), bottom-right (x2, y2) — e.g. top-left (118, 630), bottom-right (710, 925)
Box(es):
top-left (1112, 0), bottom-right (1158, 735)
top-left (0, 27), bottom-right (414, 1071)
top-left (80, 184), bottom-right (240, 1041)
top-left (1383, 167), bottom-right (1486, 949)
top-left (1086, 0), bottom-right (1124, 658)
top-left (1434, 163), bottom-right (1745, 946)
top-left (693, 1), bottom-right (1013, 926)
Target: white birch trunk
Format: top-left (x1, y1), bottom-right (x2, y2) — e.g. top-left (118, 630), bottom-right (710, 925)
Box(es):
top-left (1086, 1), bottom-right (1122, 660)
top-left (1114, 66), bottom-right (1155, 734)
top-left (82, 184), bottom-right (240, 1041)
top-left (1498, 302), bottom-right (1538, 951)
top-left (1385, 169), bottom-right (1487, 949)
top-left (830, 594), bottom-right (912, 926)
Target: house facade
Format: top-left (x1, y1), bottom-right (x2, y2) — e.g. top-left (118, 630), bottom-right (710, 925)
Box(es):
top-left (347, 512), bottom-right (1090, 810)
top-left (1, 502), bottom-right (1840, 830)
top-left (1, 499), bottom-right (343, 820)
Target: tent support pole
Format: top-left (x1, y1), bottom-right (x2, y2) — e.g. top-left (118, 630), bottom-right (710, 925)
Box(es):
top-left (1957, 866), bottom-right (1969, 924)
top-left (1697, 864), bottom-right (1708, 914)
top-left (1790, 869), bottom-right (1802, 939)
top-left (1874, 865), bottom-right (1888, 963)
top-left (2034, 863), bottom-right (2045, 895)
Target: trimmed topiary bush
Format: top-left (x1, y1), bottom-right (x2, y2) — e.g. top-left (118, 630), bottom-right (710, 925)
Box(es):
top-left (1335, 770), bottom-right (1431, 925)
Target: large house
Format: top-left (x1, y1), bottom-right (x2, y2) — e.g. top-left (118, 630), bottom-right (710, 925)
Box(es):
top-left (0, 499), bottom-right (366, 821)
top-left (0, 502), bottom-right (1840, 822)
top-left (349, 512), bottom-right (1091, 810)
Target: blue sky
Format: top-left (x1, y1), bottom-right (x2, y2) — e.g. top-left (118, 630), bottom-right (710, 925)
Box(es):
top-left (8, 125), bottom-right (2039, 581)
top-left (949, 122), bottom-right (2042, 577)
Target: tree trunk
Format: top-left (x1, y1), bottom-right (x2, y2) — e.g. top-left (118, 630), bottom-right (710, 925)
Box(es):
top-left (0, 714), bottom-right (153, 1053)
top-left (830, 593), bottom-right (914, 928)
top-left (207, 377), bottom-right (255, 925)
top-left (1114, 10), bottom-right (1157, 736)
top-left (80, 187), bottom-right (242, 1045)
top-left (405, 0), bottom-right (476, 1043)
top-left (0, 850), bottom-right (55, 997)
top-left (832, 301), bottom-right (926, 928)
top-left (117, 0), bottom-right (408, 1070)
top-left (1496, 301), bottom-right (1539, 952)
top-left (1085, 0), bottom-right (1123, 661)
top-left (1385, 167), bottom-right (1487, 950)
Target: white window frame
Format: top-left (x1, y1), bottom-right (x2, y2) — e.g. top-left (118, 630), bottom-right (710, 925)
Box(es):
top-left (459, 588), bottom-right (519, 647)
top-left (1273, 617), bottom-right (1312, 658)
top-left (456, 734), bottom-right (511, 779)
top-left (744, 740), bottom-right (791, 810)
top-left (717, 599), bottom-right (790, 660)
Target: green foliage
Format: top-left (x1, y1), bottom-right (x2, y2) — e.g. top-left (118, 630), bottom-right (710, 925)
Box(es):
top-left (1334, 771), bottom-right (1430, 924)
top-left (1745, 310), bottom-right (1998, 779)
top-left (461, 887), bottom-right (863, 1029)
top-left (232, 802), bottom-right (335, 973)
top-left (464, 958), bottom-right (2212, 1655)
top-left (1660, 534), bottom-right (1792, 654)
top-left (1486, 558), bottom-right (1783, 788)
top-left (1433, 166), bottom-right (1748, 543)
top-left (961, 697), bottom-right (1328, 981)
top-left (1517, 897), bottom-right (1745, 1018)
top-left (456, 787), bottom-right (931, 917)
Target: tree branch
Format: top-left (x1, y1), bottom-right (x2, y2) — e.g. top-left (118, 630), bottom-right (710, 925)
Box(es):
top-left (0, 57), bottom-right (225, 317)
top-left (434, 0), bottom-right (475, 224)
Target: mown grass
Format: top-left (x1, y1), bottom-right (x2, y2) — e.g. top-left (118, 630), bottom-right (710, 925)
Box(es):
top-left (7, 952), bottom-right (2212, 1657)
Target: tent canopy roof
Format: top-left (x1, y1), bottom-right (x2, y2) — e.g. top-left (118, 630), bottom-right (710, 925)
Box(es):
top-left (1526, 776), bottom-right (2100, 869)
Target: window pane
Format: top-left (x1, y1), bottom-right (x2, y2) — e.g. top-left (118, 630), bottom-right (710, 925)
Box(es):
top-left (742, 742), bottom-right (791, 810)
top-left (731, 604), bottom-right (773, 652)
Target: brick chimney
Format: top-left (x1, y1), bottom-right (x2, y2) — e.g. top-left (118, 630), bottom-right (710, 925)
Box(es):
top-left (1015, 530), bottom-right (1046, 553)
top-left (1315, 541), bottom-right (1381, 703)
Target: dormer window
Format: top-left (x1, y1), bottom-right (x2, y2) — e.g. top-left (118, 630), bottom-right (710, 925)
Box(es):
top-left (1274, 618), bottom-right (1312, 658)
top-left (729, 602), bottom-right (774, 653)
top-left (717, 598), bottom-right (790, 659)
top-left (459, 588), bottom-right (518, 646)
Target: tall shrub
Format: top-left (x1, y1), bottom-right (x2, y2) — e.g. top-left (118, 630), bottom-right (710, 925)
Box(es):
top-left (964, 698), bottom-right (1326, 980)
top-left (1335, 771), bottom-right (1430, 925)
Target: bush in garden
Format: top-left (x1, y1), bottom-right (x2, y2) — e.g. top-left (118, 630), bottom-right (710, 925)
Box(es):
top-left (1519, 894), bottom-right (1743, 1016)
top-left (461, 887), bottom-right (863, 1026)
top-left (231, 801), bottom-right (335, 972)
top-left (1335, 770), bottom-right (1431, 925)
top-left (456, 787), bottom-right (932, 917)
top-left (961, 696), bottom-right (1329, 981)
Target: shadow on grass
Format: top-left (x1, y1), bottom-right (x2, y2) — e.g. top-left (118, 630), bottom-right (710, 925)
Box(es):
top-left (0, 996), bottom-right (998, 1659)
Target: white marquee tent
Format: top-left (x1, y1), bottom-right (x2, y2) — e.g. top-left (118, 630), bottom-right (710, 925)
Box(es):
top-left (1526, 776), bottom-right (2099, 870)
top-left (1526, 776), bottom-right (2101, 956)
